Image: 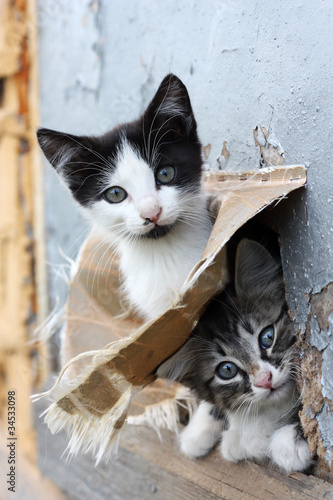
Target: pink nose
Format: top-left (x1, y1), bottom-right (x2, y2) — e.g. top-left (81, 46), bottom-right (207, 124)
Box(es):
top-left (254, 371), bottom-right (272, 389)
top-left (139, 196), bottom-right (162, 224)
top-left (146, 209), bottom-right (161, 224)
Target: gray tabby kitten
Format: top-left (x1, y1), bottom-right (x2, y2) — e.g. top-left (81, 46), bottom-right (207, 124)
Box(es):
top-left (158, 238), bottom-right (313, 474)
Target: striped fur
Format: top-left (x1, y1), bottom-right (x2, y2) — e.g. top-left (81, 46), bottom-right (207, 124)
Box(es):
top-left (158, 239), bottom-right (313, 473)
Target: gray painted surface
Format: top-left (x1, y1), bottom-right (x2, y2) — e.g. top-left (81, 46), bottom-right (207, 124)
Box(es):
top-left (38, 0), bottom-right (333, 468)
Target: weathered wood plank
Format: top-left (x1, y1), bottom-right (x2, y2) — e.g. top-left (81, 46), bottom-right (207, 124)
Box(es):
top-left (0, 6), bottom-right (50, 498)
top-left (0, 1), bottom-right (25, 78)
top-left (35, 398), bottom-right (333, 500)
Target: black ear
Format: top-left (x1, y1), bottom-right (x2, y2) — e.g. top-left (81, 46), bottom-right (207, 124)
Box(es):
top-left (143, 74), bottom-right (197, 138)
top-left (235, 239), bottom-right (284, 302)
top-left (37, 128), bottom-right (101, 201)
top-left (37, 128), bottom-right (94, 171)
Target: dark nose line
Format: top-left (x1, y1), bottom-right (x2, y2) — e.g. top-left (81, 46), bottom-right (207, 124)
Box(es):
top-left (143, 218), bottom-right (153, 226)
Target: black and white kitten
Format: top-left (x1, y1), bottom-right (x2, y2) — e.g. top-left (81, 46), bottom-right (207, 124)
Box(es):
top-left (158, 238), bottom-right (313, 474)
top-left (37, 75), bottom-right (212, 321)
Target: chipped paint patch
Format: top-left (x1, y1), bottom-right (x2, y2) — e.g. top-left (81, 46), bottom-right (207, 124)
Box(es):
top-left (317, 404), bottom-right (333, 466)
top-left (253, 125), bottom-right (285, 168)
top-left (203, 143), bottom-right (212, 160)
top-left (300, 283), bottom-right (333, 478)
top-left (221, 141), bottom-right (230, 160)
top-left (216, 141), bottom-right (230, 168)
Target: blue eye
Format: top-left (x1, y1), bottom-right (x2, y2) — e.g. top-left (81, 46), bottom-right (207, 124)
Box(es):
top-left (259, 326), bottom-right (275, 350)
top-left (156, 166), bottom-right (175, 184)
top-left (104, 186), bottom-right (127, 203)
top-left (216, 362), bottom-right (238, 380)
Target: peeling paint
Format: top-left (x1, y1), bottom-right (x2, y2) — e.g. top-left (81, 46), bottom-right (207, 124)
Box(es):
top-left (309, 284), bottom-right (333, 403)
top-left (253, 124), bottom-right (285, 168)
top-left (221, 141), bottom-right (230, 160)
top-left (216, 141), bottom-right (230, 168)
top-left (300, 283), bottom-right (333, 477)
top-left (203, 144), bottom-right (212, 160)
top-left (322, 317), bottom-right (333, 402)
top-left (310, 315), bottom-right (331, 352)
top-left (317, 404), bottom-right (333, 466)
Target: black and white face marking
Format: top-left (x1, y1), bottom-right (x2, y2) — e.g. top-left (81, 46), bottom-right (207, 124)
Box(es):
top-left (37, 74), bottom-right (203, 241)
top-left (103, 165), bottom-right (176, 206)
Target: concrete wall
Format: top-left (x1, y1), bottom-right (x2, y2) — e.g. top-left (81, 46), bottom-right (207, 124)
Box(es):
top-left (37, 0), bottom-right (333, 476)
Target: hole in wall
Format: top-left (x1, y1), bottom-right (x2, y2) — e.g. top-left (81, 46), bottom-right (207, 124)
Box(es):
top-left (227, 217), bottom-right (282, 280)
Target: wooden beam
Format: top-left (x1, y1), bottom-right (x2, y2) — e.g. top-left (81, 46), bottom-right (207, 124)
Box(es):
top-left (0, 0), bottom-right (48, 468)
top-left (34, 399), bottom-right (333, 500)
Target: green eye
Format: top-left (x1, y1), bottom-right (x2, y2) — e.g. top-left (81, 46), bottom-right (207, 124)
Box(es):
top-left (259, 326), bottom-right (275, 350)
top-left (216, 362), bottom-right (238, 380)
top-left (104, 186), bottom-right (127, 204)
top-left (156, 166), bottom-right (175, 185)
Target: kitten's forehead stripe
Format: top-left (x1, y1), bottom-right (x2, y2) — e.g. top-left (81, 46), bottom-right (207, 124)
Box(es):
top-left (214, 342), bottom-right (226, 357)
top-left (276, 304), bottom-right (288, 323)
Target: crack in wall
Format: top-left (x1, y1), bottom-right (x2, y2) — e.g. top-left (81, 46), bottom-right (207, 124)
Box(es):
top-left (63, 0), bottom-right (104, 99)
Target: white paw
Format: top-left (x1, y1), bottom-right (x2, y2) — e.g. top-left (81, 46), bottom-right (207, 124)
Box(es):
top-left (179, 402), bottom-right (223, 458)
top-left (180, 424), bottom-right (218, 458)
top-left (220, 429), bottom-right (243, 463)
top-left (269, 424), bottom-right (313, 473)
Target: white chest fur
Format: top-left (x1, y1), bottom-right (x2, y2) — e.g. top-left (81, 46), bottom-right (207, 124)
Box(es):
top-left (85, 142), bottom-right (213, 321)
top-left (220, 386), bottom-right (304, 466)
top-left (118, 215), bottom-right (212, 320)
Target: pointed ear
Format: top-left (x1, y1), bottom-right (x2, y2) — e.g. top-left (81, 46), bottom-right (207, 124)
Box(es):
top-left (144, 74), bottom-right (197, 137)
top-left (235, 239), bottom-right (284, 302)
top-left (37, 128), bottom-right (94, 171)
top-left (37, 128), bottom-right (100, 197)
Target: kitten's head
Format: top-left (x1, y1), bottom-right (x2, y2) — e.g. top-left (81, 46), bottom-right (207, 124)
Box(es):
top-left (158, 239), bottom-right (298, 411)
top-left (37, 74), bottom-right (204, 241)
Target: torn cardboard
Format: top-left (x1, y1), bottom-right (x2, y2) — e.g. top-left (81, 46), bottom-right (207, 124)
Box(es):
top-left (35, 165), bottom-right (306, 463)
